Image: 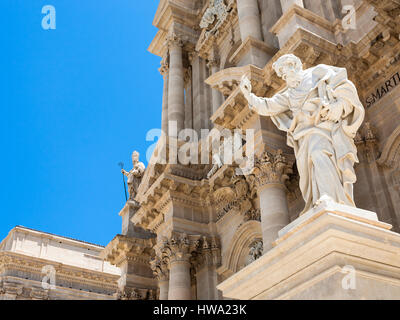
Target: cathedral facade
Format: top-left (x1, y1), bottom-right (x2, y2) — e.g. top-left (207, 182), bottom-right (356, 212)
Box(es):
top-left (2, 0), bottom-right (400, 300)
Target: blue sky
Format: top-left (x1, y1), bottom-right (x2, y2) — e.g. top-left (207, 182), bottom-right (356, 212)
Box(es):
top-left (0, 1), bottom-right (162, 246)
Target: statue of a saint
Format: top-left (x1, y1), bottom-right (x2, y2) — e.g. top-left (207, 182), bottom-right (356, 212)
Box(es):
top-left (121, 151), bottom-right (145, 202)
top-left (240, 54), bottom-right (365, 214)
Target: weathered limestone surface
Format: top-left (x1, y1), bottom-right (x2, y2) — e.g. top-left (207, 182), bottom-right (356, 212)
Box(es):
top-left (217, 198), bottom-right (400, 300)
top-left (3, 0), bottom-right (400, 300)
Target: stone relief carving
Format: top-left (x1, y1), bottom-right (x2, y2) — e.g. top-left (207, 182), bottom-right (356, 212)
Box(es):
top-left (240, 54), bottom-right (365, 214)
top-left (200, 0), bottom-right (230, 35)
top-left (247, 239), bottom-right (263, 264)
top-left (121, 151), bottom-right (146, 202)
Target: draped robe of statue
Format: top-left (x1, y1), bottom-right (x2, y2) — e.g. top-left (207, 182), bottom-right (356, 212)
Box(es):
top-left (247, 65), bottom-right (365, 214)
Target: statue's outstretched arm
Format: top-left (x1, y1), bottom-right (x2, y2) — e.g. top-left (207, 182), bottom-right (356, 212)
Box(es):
top-left (240, 76), bottom-right (289, 117)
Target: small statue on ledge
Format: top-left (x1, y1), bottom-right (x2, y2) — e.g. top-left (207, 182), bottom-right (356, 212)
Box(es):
top-left (121, 151), bottom-right (145, 202)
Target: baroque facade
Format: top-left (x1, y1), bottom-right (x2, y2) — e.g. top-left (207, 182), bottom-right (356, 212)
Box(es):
top-left (102, 0), bottom-right (400, 300)
top-left (2, 0), bottom-right (400, 300)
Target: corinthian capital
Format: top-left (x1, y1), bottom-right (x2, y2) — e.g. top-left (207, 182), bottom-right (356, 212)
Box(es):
top-left (249, 150), bottom-right (293, 189)
top-left (161, 233), bottom-right (192, 264)
top-left (166, 33), bottom-right (184, 49)
top-left (150, 257), bottom-right (169, 281)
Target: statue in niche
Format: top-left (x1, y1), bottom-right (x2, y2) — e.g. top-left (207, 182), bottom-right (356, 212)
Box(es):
top-left (121, 151), bottom-right (145, 202)
top-left (240, 54), bottom-right (365, 214)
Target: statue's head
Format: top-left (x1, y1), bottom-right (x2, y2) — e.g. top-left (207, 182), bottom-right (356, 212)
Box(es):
top-left (132, 151), bottom-right (139, 163)
top-left (272, 54), bottom-right (303, 88)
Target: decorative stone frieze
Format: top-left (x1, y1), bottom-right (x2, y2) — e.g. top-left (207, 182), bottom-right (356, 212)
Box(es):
top-left (247, 239), bottom-right (263, 264)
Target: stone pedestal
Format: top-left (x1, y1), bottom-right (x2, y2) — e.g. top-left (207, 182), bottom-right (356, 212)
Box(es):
top-left (217, 197), bottom-right (400, 300)
top-left (120, 201), bottom-right (142, 237)
top-left (102, 230), bottom-right (157, 300)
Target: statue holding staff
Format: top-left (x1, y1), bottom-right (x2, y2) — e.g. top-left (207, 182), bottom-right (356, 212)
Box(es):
top-left (121, 151), bottom-right (145, 202)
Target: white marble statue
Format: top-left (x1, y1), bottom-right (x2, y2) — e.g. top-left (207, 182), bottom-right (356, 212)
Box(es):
top-left (240, 54), bottom-right (365, 214)
top-left (121, 151), bottom-right (145, 202)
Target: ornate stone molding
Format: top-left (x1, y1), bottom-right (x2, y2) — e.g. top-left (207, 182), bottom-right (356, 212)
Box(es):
top-left (166, 33), bottom-right (184, 49)
top-left (161, 233), bottom-right (192, 264)
top-left (209, 167), bottom-right (256, 221)
top-left (101, 234), bottom-right (156, 267)
top-left (247, 150), bottom-right (293, 190)
top-left (150, 257), bottom-right (169, 282)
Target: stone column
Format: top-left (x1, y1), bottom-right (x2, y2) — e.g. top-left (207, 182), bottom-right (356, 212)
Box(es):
top-left (151, 258), bottom-right (170, 300)
top-left (167, 34), bottom-right (185, 134)
top-left (207, 60), bottom-right (223, 116)
top-left (195, 237), bottom-right (221, 300)
top-left (236, 0), bottom-right (263, 41)
top-left (280, 0), bottom-right (304, 12)
top-left (251, 150), bottom-right (293, 252)
top-left (163, 234), bottom-right (192, 300)
top-left (160, 59), bottom-right (169, 135)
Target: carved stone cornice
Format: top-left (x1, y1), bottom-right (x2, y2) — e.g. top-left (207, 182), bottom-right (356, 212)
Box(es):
top-left (247, 150), bottom-right (293, 190)
top-left (0, 252), bottom-right (118, 288)
top-left (101, 234), bottom-right (156, 267)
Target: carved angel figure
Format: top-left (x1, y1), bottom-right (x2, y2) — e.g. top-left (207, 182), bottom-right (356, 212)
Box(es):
top-left (121, 151), bottom-right (145, 201)
top-left (240, 54), bottom-right (365, 214)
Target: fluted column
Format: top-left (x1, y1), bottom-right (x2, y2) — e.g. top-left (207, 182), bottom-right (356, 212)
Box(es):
top-left (159, 59), bottom-right (169, 134)
top-left (167, 34), bottom-right (185, 134)
top-left (250, 150), bottom-right (293, 252)
top-left (162, 234), bottom-right (192, 300)
top-left (195, 236), bottom-right (221, 300)
top-left (280, 0), bottom-right (304, 12)
top-left (207, 60), bottom-right (223, 116)
top-left (236, 0), bottom-right (263, 41)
